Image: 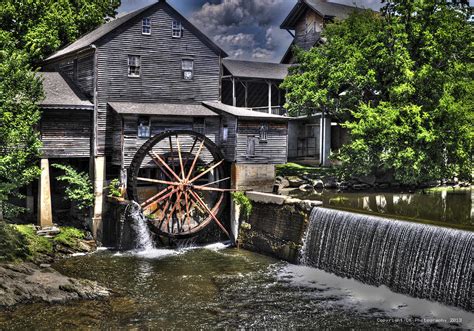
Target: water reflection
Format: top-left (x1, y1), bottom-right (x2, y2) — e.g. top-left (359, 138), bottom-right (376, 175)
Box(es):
top-left (295, 188), bottom-right (473, 229)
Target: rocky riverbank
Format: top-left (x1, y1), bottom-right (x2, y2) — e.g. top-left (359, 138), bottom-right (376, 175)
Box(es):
top-left (0, 263), bottom-right (109, 307)
top-left (0, 223), bottom-right (111, 308)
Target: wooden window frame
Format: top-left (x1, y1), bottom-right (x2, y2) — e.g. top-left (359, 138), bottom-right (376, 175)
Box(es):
top-left (128, 55), bottom-right (141, 77)
top-left (259, 123), bottom-right (268, 143)
top-left (142, 18), bottom-right (151, 35)
top-left (172, 20), bottom-right (182, 38)
top-left (137, 116), bottom-right (151, 138)
top-left (181, 59), bottom-right (194, 81)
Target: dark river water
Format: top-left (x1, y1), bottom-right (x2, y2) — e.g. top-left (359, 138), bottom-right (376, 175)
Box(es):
top-left (0, 246), bottom-right (472, 330)
top-left (293, 187), bottom-right (473, 230)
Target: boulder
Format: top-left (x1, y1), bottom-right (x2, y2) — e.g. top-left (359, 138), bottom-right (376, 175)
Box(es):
top-left (312, 179), bottom-right (324, 190)
top-left (299, 184), bottom-right (314, 192)
top-left (352, 183), bottom-right (371, 190)
top-left (357, 175), bottom-right (376, 186)
top-left (287, 176), bottom-right (305, 188)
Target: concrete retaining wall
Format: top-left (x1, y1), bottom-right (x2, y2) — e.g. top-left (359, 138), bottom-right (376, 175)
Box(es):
top-left (238, 192), bottom-right (322, 263)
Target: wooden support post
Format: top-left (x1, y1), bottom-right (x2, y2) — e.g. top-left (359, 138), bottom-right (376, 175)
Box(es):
top-left (26, 184), bottom-right (34, 214)
top-left (244, 81), bottom-right (248, 108)
top-left (38, 158), bottom-right (53, 227)
top-left (92, 156), bottom-right (106, 240)
top-left (232, 77), bottom-right (237, 107)
top-left (268, 81), bottom-right (272, 114)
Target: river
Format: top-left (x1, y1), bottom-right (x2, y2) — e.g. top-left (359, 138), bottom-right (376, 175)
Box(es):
top-left (0, 245), bottom-right (472, 330)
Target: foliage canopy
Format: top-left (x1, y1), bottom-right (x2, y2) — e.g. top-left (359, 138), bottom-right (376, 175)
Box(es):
top-left (281, 1), bottom-right (473, 185)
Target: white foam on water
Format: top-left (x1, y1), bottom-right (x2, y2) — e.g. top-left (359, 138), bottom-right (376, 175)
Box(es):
top-left (202, 241), bottom-right (232, 250)
top-left (279, 264), bottom-right (474, 329)
top-left (71, 252), bottom-right (87, 257)
top-left (133, 248), bottom-right (181, 259)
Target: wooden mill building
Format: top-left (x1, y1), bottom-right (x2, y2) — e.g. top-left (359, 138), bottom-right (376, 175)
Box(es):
top-left (35, 0), bottom-right (291, 238)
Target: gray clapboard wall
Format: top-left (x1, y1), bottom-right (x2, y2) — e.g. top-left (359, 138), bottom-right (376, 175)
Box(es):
top-left (40, 110), bottom-right (92, 158)
top-left (95, 5), bottom-right (222, 156)
top-left (235, 120), bottom-right (288, 164)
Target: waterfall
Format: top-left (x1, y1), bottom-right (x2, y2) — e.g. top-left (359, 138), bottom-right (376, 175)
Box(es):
top-left (124, 201), bottom-right (155, 251)
top-left (301, 207), bottom-right (474, 311)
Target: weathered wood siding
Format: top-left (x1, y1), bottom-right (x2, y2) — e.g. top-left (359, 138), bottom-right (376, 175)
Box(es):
top-left (219, 114), bottom-right (237, 162)
top-left (96, 4), bottom-right (222, 156)
top-left (235, 120), bottom-right (287, 164)
top-left (46, 52), bottom-right (95, 98)
top-left (117, 116), bottom-right (220, 168)
top-left (294, 9), bottom-right (323, 50)
top-left (40, 110), bottom-right (92, 158)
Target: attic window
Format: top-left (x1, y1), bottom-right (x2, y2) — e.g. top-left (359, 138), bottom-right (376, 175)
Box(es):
top-left (172, 20), bottom-right (182, 38)
top-left (138, 116), bottom-right (151, 138)
top-left (142, 18), bottom-right (151, 35)
top-left (128, 55), bottom-right (141, 77)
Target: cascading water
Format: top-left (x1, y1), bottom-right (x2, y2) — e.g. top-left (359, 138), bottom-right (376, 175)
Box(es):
top-left (124, 201), bottom-right (155, 251)
top-left (300, 207), bottom-right (473, 311)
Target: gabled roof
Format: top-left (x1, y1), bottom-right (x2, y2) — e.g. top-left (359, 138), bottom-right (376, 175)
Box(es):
top-left (38, 72), bottom-right (93, 110)
top-left (281, 0), bottom-right (365, 30)
top-left (223, 59), bottom-right (291, 81)
top-left (202, 101), bottom-right (288, 121)
top-left (45, 0), bottom-right (226, 62)
top-left (109, 102), bottom-right (218, 117)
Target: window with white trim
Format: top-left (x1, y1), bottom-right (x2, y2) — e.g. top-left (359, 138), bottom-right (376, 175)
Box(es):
top-left (172, 20), bottom-right (182, 38)
top-left (182, 59), bottom-right (194, 80)
top-left (128, 55), bottom-right (141, 77)
top-left (142, 18), bottom-right (151, 35)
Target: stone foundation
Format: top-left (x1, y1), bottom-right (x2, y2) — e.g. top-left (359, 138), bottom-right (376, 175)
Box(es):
top-left (238, 192), bottom-right (322, 263)
top-left (232, 164), bottom-right (276, 192)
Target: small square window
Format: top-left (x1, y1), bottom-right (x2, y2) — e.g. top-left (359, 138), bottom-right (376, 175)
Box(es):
top-left (128, 55), bottom-right (141, 77)
top-left (138, 116), bottom-right (151, 138)
top-left (172, 20), bottom-right (182, 38)
top-left (142, 18), bottom-right (151, 35)
top-left (182, 59), bottom-right (194, 80)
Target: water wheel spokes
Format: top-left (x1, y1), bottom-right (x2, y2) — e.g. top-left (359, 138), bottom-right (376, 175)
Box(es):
top-left (128, 130), bottom-right (231, 239)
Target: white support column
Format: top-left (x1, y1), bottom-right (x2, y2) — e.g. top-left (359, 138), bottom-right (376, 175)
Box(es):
top-left (319, 113), bottom-right (332, 167)
top-left (244, 82), bottom-right (248, 108)
top-left (268, 81), bottom-right (272, 114)
top-left (92, 156), bottom-right (106, 240)
top-left (38, 158), bottom-right (53, 227)
top-left (232, 77), bottom-right (237, 107)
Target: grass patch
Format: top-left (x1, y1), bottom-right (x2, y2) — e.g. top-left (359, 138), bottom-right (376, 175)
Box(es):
top-left (53, 227), bottom-right (85, 248)
top-left (425, 186), bottom-right (472, 193)
top-left (276, 162), bottom-right (338, 178)
top-left (14, 224), bottom-right (53, 259)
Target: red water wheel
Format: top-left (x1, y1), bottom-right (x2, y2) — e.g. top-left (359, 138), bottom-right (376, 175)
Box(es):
top-left (127, 130), bottom-right (231, 239)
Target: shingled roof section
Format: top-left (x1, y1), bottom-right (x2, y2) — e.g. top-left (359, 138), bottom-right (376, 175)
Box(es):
top-left (45, 0), bottom-right (226, 62)
top-left (281, 0), bottom-right (366, 29)
top-left (222, 59), bottom-right (291, 80)
top-left (38, 72), bottom-right (93, 109)
top-left (109, 102), bottom-right (218, 117)
top-left (202, 101), bottom-right (288, 121)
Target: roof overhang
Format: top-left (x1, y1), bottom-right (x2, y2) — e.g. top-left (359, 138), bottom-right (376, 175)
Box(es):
top-left (202, 101), bottom-right (289, 122)
top-left (109, 102), bottom-right (218, 117)
top-left (39, 104), bottom-right (93, 111)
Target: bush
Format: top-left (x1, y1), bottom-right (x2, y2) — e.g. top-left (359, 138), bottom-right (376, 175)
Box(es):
top-left (107, 178), bottom-right (122, 197)
top-left (53, 227), bottom-right (85, 248)
top-left (0, 221), bottom-right (29, 262)
top-left (52, 163), bottom-right (94, 211)
top-left (14, 224), bottom-right (53, 259)
top-left (231, 192), bottom-right (253, 220)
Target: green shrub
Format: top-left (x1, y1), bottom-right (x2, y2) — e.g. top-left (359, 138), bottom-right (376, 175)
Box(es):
top-left (231, 191), bottom-right (253, 220)
top-left (107, 178), bottom-right (122, 197)
top-left (52, 163), bottom-right (94, 210)
top-left (0, 221), bottom-right (30, 262)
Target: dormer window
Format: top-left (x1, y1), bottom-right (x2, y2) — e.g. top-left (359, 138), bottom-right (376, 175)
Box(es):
top-left (182, 59), bottom-right (194, 80)
top-left (128, 55), bottom-right (141, 77)
top-left (142, 18), bottom-right (151, 35)
top-left (172, 20), bottom-right (182, 38)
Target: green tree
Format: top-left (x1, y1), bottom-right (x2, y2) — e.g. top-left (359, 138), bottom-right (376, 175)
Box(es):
top-left (0, 31), bottom-right (43, 218)
top-left (0, 0), bottom-right (120, 63)
top-left (52, 164), bottom-right (94, 211)
top-left (282, 1), bottom-right (473, 185)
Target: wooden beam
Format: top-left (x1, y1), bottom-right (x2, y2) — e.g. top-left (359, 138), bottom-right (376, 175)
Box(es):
top-left (232, 77), bottom-right (237, 106)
